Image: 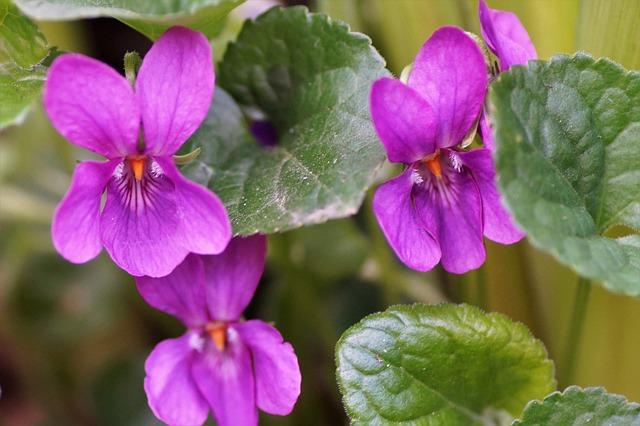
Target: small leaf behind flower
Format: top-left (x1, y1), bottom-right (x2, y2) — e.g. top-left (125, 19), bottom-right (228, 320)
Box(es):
top-left (173, 147), bottom-right (201, 165)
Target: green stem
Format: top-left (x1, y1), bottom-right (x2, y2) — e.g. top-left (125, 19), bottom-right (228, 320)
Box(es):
top-left (123, 51), bottom-right (141, 87)
top-left (516, 244), bottom-right (546, 342)
top-left (475, 266), bottom-right (487, 309)
top-left (437, 266), bottom-right (455, 301)
top-left (364, 192), bottom-right (400, 305)
top-left (560, 276), bottom-right (592, 387)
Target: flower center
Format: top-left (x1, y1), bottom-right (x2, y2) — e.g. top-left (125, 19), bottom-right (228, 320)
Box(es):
top-left (127, 156), bottom-right (147, 181)
top-left (111, 156), bottom-right (172, 214)
top-left (422, 151), bottom-right (442, 178)
top-left (205, 321), bottom-right (228, 351)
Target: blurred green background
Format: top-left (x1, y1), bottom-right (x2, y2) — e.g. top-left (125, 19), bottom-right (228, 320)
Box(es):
top-left (1, 0), bottom-right (639, 424)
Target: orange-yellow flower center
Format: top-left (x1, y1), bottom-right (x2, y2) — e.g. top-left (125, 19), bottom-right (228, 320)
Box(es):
top-left (205, 322), bottom-right (227, 351)
top-left (422, 151), bottom-right (442, 178)
top-left (128, 156), bottom-right (146, 181)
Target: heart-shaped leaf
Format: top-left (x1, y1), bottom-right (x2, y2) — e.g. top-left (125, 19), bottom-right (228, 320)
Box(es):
top-left (182, 7), bottom-right (388, 235)
top-left (490, 53), bottom-right (640, 295)
top-left (0, 0), bottom-right (54, 128)
top-left (335, 304), bottom-right (556, 425)
top-left (13, 0), bottom-right (243, 40)
top-left (514, 386), bottom-right (640, 425)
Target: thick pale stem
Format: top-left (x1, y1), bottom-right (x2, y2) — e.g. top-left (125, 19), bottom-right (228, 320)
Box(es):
top-left (560, 276), bottom-right (592, 387)
top-left (124, 51), bottom-right (145, 152)
top-left (124, 51), bottom-right (141, 88)
top-left (399, 63), bottom-right (413, 84)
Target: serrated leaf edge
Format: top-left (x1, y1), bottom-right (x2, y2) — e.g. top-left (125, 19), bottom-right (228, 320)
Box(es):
top-left (489, 52), bottom-right (640, 294)
top-left (213, 5), bottom-right (389, 235)
top-left (512, 385), bottom-right (640, 425)
top-left (335, 303), bottom-right (557, 424)
top-left (13, 0), bottom-right (244, 22)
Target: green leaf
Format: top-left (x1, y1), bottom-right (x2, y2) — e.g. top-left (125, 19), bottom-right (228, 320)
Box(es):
top-left (490, 53), bottom-right (640, 295)
top-left (182, 7), bottom-right (388, 235)
top-left (286, 219), bottom-right (370, 281)
top-left (91, 357), bottom-right (158, 426)
top-left (335, 304), bottom-right (556, 425)
top-left (13, 0), bottom-right (244, 40)
top-left (514, 386), bottom-right (640, 425)
top-left (9, 254), bottom-right (127, 345)
top-left (0, 0), bottom-right (53, 129)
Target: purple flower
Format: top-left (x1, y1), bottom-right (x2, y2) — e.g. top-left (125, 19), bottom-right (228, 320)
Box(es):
top-left (478, 0), bottom-right (537, 150)
top-left (250, 120), bottom-right (279, 147)
top-left (370, 26), bottom-right (524, 274)
top-left (479, 0), bottom-right (537, 72)
top-left (45, 27), bottom-right (231, 277)
top-left (136, 236), bottom-right (301, 426)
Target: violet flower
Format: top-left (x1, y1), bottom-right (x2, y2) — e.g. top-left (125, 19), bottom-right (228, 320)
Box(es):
top-left (45, 27), bottom-right (231, 277)
top-left (250, 120), bottom-right (279, 147)
top-left (136, 236), bottom-right (301, 426)
top-left (478, 0), bottom-right (537, 149)
top-left (479, 0), bottom-right (537, 72)
top-left (371, 26), bottom-right (524, 274)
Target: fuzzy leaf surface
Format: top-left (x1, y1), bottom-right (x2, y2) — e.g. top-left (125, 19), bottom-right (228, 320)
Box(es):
top-left (0, 0), bottom-right (53, 128)
top-left (183, 7), bottom-right (388, 234)
top-left (491, 54), bottom-right (640, 294)
top-left (336, 304), bottom-right (555, 425)
top-left (514, 386), bottom-right (640, 425)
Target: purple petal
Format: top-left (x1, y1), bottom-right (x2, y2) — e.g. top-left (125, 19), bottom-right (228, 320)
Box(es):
top-left (408, 27), bottom-right (488, 148)
top-left (135, 255), bottom-right (209, 327)
top-left (370, 77), bottom-right (438, 163)
top-left (99, 156), bottom-right (230, 277)
top-left (236, 320), bottom-right (301, 416)
top-left (479, 0), bottom-right (537, 71)
top-left (157, 158), bottom-right (231, 257)
top-left (373, 168), bottom-right (441, 271)
top-left (479, 113), bottom-right (495, 151)
top-left (136, 26), bottom-right (214, 156)
top-left (51, 160), bottom-right (117, 264)
top-left (459, 149), bottom-right (525, 244)
top-left (192, 331), bottom-right (257, 426)
top-left (413, 158), bottom-right (485, 274)
top-left (100, 158), bottom-right (186, 277)
top-left (200, 236), bottom-right (267, 321)
top-left (44, 54), bottom-right (139, 158)
top-left (144, 334), bottom-right (209, 426)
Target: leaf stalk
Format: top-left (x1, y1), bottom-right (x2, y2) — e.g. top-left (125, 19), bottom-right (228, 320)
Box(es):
top-left (560, 276), bottom-right (592, 387)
